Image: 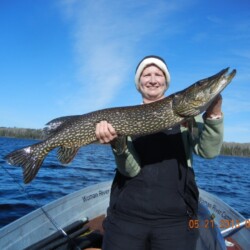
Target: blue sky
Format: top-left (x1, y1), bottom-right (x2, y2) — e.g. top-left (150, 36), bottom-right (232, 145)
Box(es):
top-left (0, 0), bottom-right (249, 142)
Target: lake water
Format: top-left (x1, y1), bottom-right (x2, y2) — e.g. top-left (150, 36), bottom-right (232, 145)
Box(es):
top-left (0, 137), bottom-right (249, 229)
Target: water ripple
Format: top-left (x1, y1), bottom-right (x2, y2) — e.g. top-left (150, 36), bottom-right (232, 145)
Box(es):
top-left (0, 137), bottom-right (249, 228)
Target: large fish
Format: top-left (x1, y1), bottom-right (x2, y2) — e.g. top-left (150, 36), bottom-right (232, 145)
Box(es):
top-left (4, 68), bottom-right (236, 183)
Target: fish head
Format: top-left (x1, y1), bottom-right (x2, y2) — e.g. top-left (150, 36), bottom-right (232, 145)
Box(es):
top-left (172, 68), bottom-right (236, 117)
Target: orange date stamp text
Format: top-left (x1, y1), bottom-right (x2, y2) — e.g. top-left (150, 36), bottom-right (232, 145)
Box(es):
top-left (188, 219), bottom-right (250, 229)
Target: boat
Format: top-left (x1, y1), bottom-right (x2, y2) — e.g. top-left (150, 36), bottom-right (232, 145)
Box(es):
top-left (0, 181), bottom-right (249, 250)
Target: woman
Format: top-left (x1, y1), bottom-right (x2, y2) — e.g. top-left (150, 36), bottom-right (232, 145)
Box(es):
top-left (95, 56), bottom-right (223, 250)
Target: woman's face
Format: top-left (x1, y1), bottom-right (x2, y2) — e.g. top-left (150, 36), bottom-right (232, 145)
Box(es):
top-left (138, 64), bottom-right (167, 103)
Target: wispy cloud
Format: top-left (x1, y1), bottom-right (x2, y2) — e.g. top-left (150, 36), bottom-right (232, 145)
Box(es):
top-left (224, 96), bottom-right (250, 114)
top-left (224, 123), bottom-right (250, 143)
top-left (57, 0), bottom-right (192, 114)
top-left (232, 49), bottom-right (250, 60)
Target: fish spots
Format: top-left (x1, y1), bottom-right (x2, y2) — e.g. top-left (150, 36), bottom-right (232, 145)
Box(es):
top-left (136, 121), bottom-right (143, 127)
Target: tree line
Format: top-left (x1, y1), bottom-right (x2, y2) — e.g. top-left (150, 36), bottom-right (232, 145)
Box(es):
top-left (220, 142), bottom-right (250, 157)
top-left (0, 127), bottom-right (250, 157)
top-left (0, 127), bottom-right (44, 139)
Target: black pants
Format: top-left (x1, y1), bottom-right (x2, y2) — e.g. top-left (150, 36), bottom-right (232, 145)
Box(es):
top-left (102, 214), bottom-right (199, 250)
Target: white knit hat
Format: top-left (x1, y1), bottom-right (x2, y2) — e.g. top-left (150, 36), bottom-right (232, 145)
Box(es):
top-left (134, 55), bottom-right (170, 90)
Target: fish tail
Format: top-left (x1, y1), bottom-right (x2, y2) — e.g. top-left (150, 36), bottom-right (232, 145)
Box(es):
top-left (4, 142), bottom-right (47, 184)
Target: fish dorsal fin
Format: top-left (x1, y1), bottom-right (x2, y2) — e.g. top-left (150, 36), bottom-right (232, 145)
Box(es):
top-left (43, 115), bottom-right (82, 137)
top-left (57, 146), bottom-right (80, 164)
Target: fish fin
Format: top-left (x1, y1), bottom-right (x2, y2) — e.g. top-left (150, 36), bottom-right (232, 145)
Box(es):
top-left (111, 135), bottom-right (127, 155)
top-left (57, 146), bottom-right (80, 164)
top-left (4, 144), bottom-right (45, 184)
top-left (43, 115), bottom-right (82, 137)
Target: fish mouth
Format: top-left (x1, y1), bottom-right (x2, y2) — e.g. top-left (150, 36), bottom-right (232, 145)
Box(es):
top-left (206, 68), bottom-right (236, 95)
top-left (172, 67), bottom-right (236, 117)
top-left (189, 67), bottom-right (237, 102)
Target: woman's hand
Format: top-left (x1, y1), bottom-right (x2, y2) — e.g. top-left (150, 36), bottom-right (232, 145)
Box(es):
top-left (205, 94), bottom-right (223, 119)
top-left (95, 121), bottom-right (118, 144)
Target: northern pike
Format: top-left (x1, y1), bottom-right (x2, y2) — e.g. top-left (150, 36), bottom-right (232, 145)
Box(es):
top-left (4, 68), bottom-right (236, 183)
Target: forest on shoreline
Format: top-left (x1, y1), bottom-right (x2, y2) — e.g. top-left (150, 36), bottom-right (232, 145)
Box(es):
top-left (1, 127), bottom-right (250, 157)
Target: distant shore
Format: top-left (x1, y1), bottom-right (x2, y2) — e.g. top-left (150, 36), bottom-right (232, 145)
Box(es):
top-left (0, 127), bottom-right (44, 140)
top-left (1, 127), bottom-right (249, 157)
